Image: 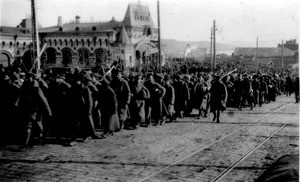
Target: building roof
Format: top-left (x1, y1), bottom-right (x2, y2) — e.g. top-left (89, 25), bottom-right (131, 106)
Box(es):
top-left (234, 47), bottom-right (295, 57)
top-left (123, 3), bottom-right (155, 28)
top-left (117, 26), bottom-right (131, 44)
top-left (39, 21), bottom-right (123, 33)
top-left (0, 26), bottom-right (31, 37)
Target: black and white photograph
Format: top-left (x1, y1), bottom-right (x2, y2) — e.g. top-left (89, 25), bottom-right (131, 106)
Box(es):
top-left (0, 0), bottom-right (299, 181)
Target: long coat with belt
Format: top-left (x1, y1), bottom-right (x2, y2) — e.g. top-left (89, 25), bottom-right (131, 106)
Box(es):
top-left (70, 82), bottom-right (96, 138)
top-left (210, 80), bottom-right (227, 112)
top-left (110, 78), bottom-right (131, 121)
top-left (162, 83), bottom-right (175, 116)
top-left (194, 79), bottom-right (209, 110)
top-left (129, 82), bottom-right (149, 125)
top-left (18, 80), bottom-right (52, 130)
top-left (98, 82), bottom-right (119, 133)
top-left (144, 80), bottom-right (166, 122)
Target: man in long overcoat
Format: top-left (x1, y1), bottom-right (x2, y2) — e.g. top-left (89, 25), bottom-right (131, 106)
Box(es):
top-left (129, 74), bottom-right (149, 128)
top-left (18, 72), bottom-right (52, 150)
top-left (110, 68), bottom-right (131, 130)
top-left (210, 75), bottom-right (227, 123)
top-left (98, 76), bottom-right (119, 136)
top-left (144, 72), bottom-right (166, 126)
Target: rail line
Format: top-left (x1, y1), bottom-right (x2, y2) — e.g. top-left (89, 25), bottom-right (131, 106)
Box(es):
top-left (212, 123), bottom-right (288, 182)
top-left (137, 102), bottom-right (292, 182)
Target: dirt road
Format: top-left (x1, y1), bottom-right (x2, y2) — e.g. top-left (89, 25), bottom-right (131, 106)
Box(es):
top-left (0, 95), bottom-right (298, 182)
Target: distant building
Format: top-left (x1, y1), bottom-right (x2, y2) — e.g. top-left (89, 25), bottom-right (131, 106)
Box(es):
top-left (39, 3), bottom-right (159, 70)
top-left (0, 3), bottom-right (161, 70)
top-left (0, 19), bottom-right (33, 68)
top-left (278, 39), bottom-right (298, 52)
top-left (233, 47), bottom-right (296, 59)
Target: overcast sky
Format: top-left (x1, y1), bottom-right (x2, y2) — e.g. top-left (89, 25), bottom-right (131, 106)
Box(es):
top-left (1, 0), bottom-right (299, 46)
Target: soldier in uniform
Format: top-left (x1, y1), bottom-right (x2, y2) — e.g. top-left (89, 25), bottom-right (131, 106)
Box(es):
top-left (162, 75), bottom-right (175, 122)
top-left (173, 75), bottom-right (190, 118)
top-left (98, 76), bottom-right (120, 137)
top-left (129, 74), bottom-right (149, 128)
top-left (194, 75), bottom-right (210, 118)
top-left (144, 72), bottom-right (166, 126)
top-left (259, 75), bottom-right (268, 106)
top-left (252, 74), bottom-right (260, 107)
top-left (110, 68), bottom-right (131, 130)
top-left (210, 75), bottom-right (227, 123)
top-left (18, 72), bottom-right (52, 150)
top-left (239, 75), bottom-right (254, 110)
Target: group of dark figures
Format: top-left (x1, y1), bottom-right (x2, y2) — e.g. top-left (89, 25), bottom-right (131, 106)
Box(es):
top-left (0, 63), bottom-right (299, 150)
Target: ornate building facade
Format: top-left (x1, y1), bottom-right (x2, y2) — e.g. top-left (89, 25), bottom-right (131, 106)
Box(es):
top-left (0, 3), bottom-right (161, 71)
top-left (0, 18), bottom-right (33, 69)
top-left (39, 3), bottom-right (159, 70)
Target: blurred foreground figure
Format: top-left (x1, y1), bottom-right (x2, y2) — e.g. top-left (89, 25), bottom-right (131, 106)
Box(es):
top-left (18, 72), bottom-right (52, 150)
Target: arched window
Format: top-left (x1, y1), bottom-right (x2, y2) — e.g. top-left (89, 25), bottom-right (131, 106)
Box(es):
top-left (54, 39), bottom-right (57, 46)
top-left (59, 27), bottom-right (63, 31)
top-left (48, 39), bottom-right (52, 46)
top-left (65, 39), bottom-right (68, 46)
top-left (78, 48), bottom-right (90, 65)
top-left (75, 27), bottom-right (79, 31)
top-left (59, 39), bottom-right (62, 46)
top-left (70, 39), bottom-right (73, 47)
top-left (93, 38), bottom-right (96, 47)
top-left (0, 52), bottom-right (11, 67)
top-left (2, 41), bottom-right (5, 48)
top-left (45, 48), bottom-right (57, 64)
top-left (76, 39), bottom-right (79, 47)
top-left (105, 39), bottom-right (108, 46)
top-left (61, 48), bottom-right (73, 66)
top-left (94, 48), bottom-right (108, 65)
top-left (99, 39), bottom-right (102, 46)
top-left (92, 26), bottom-right (96, 31)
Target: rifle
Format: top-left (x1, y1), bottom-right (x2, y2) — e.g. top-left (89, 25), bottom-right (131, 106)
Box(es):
top-left (220, 68), bottom-right (237, 81)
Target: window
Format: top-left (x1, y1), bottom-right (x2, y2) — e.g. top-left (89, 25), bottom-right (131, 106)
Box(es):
top-left (95, 48), bottom-right (108, 65)
top-left (61, 48), bottom-right (73, 66)
top-left (78, 48), bottom-right (90, 65)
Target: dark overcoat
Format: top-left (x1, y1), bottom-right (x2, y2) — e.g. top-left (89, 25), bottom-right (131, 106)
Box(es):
top-left (110, 78), bottom-right (131, 121)
top-left (210, 81), bottom-right (227, 112)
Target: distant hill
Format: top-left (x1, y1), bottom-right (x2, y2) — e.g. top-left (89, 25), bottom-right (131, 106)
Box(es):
top-left (161, 39), bottom-right (236, 57)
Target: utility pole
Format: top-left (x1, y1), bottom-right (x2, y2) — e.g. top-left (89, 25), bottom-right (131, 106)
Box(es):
top-left (210, 27), bottom-right (213, 72)
top-left (256, 37), bottom-right (259, 71)
top-left (157, 0), bottom-right (161, 73)
top-left (281, 40), bottom-right (284, 67)
top-left (213, 20), bottom-right (216, 74)
top-left (31, 0), bottom-right (40, 71)
top-left (256, 37), bottom-right (258, 60)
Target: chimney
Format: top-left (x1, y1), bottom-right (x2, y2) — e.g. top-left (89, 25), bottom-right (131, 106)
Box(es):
top-left (75, 15), bottom-right (81, 23)
top-left (58, 16), bottom-right (62, 27)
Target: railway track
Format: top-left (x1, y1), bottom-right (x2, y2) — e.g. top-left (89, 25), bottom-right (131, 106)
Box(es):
top-left (138, 102), bottom-right (294, 182)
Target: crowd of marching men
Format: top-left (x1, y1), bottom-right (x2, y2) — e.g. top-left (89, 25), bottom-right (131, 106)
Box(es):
top-left (0, 62), bottom-right (299, 150)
